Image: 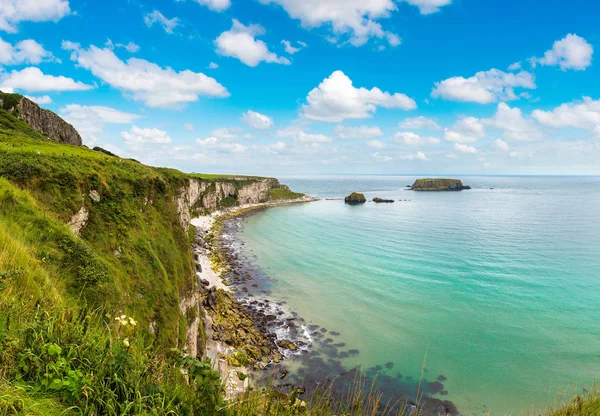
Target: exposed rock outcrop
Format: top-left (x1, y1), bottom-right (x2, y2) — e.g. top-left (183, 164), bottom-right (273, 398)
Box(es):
top-left (0, 92), bottom-right (82, 145)
top-left (411, 178), bottom-right (471, 191)
top-left (345, 192), bottom-right (366, 204)
top-left (373, 197), bottom-right (394, 203)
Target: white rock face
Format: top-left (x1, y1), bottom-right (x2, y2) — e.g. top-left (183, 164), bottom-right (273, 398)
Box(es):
top-left (69, 205), bottom-right (90, 236)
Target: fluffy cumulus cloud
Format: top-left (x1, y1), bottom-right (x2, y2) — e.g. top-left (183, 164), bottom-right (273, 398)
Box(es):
top-left (495, 138), bottom-right (510, 151)
top-left (484, 102), bottom-right (542, 141)
top-left (144, 10), bottom-right (180, 34)
top-left (0, 38), bottom-right (56, 65)
top-left (25, 95), bottom-right (52, 104)
top-left (444, 116), bottom-right (485, 143)
top-left (259, 0), bottom-right (407, 47)
top-left (196, 137), bottom-right (248, 153)
top-left (531, 97), bottom-right (600, 136)
top-left (276, 124), bottom-right (333, 143)
top-left (367, 139), bottom-right (385, 148)
top-left (431, 68), bottom-right (536, 104)
top-left (215, 20), bottom-right (290, 67)
top-left (0, 67), bottom-right (93, 92)
top-left (194, 0), bottom-right (231, 12)
top-left (454, 143), bottom-right (477, 154)
top-left (302, 70), bottom-right (416, 122)
top-left (122, 125), bottom-right (172, 144)
top-left (242, 110), bottom-right (274, 130)
top-left (116, 42), bottom-right (140, 53)
top-left (393, 131), bottom-right (440, 145)
top-left (61, 104), bottom-right (141, 145)
top-left (210, 127), bottom-right (242, 139)
top-left (261, 141), bottom-right (287, 153)
top-left (335, 125), bottom-right (383, 139)
top-left (0, 0), bottom-right (70, 33)
top-left (65, 43), bottom-right (229, 108)
top-left (533, 34), bottom-right (593, 71)
top-left (398, 116), bottom-right (441, 130)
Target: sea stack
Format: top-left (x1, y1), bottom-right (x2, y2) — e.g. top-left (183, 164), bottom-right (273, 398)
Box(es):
top-left (345, 192), bottom-right (367, 204)
top-left (411, 178), bottom-right (471, 191)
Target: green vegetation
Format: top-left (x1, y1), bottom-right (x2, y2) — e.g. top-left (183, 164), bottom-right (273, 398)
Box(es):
top-left (269, 187), bottom-right (305, 200)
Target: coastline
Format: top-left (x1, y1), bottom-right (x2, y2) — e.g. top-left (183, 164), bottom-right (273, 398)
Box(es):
top-left (189, 195), bottom-right (316, 398)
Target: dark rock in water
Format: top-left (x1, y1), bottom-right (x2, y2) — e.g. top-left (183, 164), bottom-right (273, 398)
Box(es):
top-left (427, 381), bottom-right (445, 394)
top-left (411, 178), bottom-right (471, 191)
top-left (373, 197), bottom-right (394, 203)
top-left (344, 192), bottom-right (366, 204)
top-left (437, 375), bottom-right (447, 382)
top-left (277, 339), bottom-right (298, 351)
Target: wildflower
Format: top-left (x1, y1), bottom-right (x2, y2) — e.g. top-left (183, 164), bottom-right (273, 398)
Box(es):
top-left (129, 317), bottom-right (137, 326)
top-left (123, 338), bottom-right (130, 347)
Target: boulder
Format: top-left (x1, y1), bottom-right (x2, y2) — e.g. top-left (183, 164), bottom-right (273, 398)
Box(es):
top-left (411, 178), bottom-right (471, 191)
top-left (277, 339), bottom-right (298, 351)
top-left (344, 192), bottom-right (366, 204)
top-left (373, 197), bottom-right (394, 203)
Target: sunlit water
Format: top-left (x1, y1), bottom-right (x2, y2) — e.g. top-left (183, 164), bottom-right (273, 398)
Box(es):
top-left (236, 176), bottom-right (600, 415)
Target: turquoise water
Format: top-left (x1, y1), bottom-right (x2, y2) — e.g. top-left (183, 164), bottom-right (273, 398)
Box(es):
top-left (237, 176), bottom-right (600, 415)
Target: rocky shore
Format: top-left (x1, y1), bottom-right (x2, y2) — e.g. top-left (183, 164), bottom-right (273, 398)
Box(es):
top-left (191, 195), bottom-right (460, 415)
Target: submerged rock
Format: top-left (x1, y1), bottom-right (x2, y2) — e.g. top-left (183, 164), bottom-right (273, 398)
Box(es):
top-left (344, 192), bottom-right (367, 204)
top-left (373, 197), bottom-right (394, 203)
top-left (411, 178), bottom-right (471, 191)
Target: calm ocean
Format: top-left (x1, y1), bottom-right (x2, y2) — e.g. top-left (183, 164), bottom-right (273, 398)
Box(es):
top-left (236, 176), bottom-right (600, 415)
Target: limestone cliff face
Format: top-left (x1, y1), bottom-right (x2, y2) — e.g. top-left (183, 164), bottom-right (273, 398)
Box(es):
top-left (175, 177), bottom-right (279, 229)
top-left (0, 93), bottom-right (82, 145)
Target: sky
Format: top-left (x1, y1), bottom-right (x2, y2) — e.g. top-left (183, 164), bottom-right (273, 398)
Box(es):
top-left (1, 0), bottom-right (600, 175)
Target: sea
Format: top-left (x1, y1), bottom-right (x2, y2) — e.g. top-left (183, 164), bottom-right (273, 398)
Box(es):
top-left (231, 175), bottom-right (600, 415)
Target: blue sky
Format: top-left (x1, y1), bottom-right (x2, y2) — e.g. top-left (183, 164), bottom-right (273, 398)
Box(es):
top-left (1, 0), bottom-right (600, 175)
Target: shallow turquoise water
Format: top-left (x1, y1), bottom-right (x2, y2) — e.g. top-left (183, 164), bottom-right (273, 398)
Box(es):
top-left (238, 176), bottom-right (600, 415)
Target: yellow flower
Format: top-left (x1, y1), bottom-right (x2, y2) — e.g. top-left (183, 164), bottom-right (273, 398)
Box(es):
top-left (129, 317), bottom-right (137, 326)
top-left (123, 338), bottom-right (130, 347)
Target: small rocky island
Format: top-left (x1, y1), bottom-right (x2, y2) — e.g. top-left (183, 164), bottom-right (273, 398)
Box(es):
top-left (345, 192), bottom-right (366, 204)
top-left (373, 198), bottom-right (394, 203)
top-left (410, 178), bottom-right (471, 191)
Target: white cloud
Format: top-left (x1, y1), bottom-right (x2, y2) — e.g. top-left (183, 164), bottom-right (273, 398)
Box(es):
top-left (210, 127), bottom-right (242, 139)
top-left (367, 139), bottom-right (385, 148)
top-left (259, 0), bottom-right (441, 47)
top-left (485, 102), bottom-right (542, 141)
top-left (117, 42), bottom-right (140, 53)
top-left (508, 61), bottom-right (521, 71)
top-left (335, 125), bottom-right (383, 139)
top-left (215, 19), bottom-right (290, 67)
top-left (196, 136), bottom-right (247, 153)
top-left (122, 125), bottom-right (172, 144)
top-left (302, 70), bottom-right (416, 122)
top-left (296, 132), bottom-right (333, 143)
top-left (443, 116), bottom-right (485, 143)
top-left (533, 34), bottom-right (593, 71)
top-left (495, 138), bottom-right (510, 151)
top-left (262, 141), bottom-right (286, 153)
top-left (144, 10), bottom-right (180, 34)
top-left (66, 44), bottom-right (229, 108)
top-left (184, 122), bottom-right (194, 131)
top-left (454, 143), bottom-right (478, 154)
top-left (531, 97), bottom-right (600, 134)
top-left (395, 151), bottom-right (428, 161)
top-left (208, 62), bottom-right (219, 69)
top-left (0, 38), bottom-right (55, 65)
top-left (0, 0), bottom-right (70, 33)
top-left (25, 95), bottom-right (52, 104)
top-left (194, 0), bottom-right (231, 12)
top-left (242, 110), bottom-right (274, 130)
top-left (282, 40), bottom-right (306, 54)
top-left (398, 116), bottom-right (441, 130)
top-left (0, 67), bottom-right (93, 92)
top-left (404, 0), bottom-right (452, 14)
top-left (394, 131), bottom-right (440, 145)
top-left (371, 152), bottom-right (393, 162)
top-left (431, 68), bottom-right (536, 104)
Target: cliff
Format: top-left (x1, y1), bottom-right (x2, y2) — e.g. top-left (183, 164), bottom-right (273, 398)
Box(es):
top-left (0, 103), bottom-right (305, 413)
top-left (0, 91), bottom-right (82, 145)
top-left (411, 178), bottom-right (471, 191)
